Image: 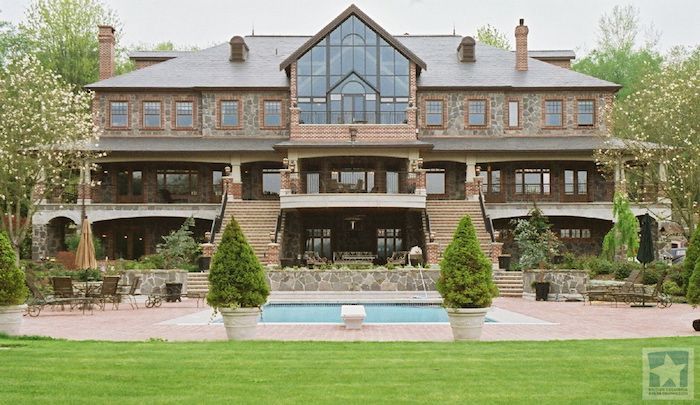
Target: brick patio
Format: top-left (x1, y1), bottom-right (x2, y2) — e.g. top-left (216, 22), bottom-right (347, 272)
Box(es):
top-left (18, 297), bottom-right (699, 341)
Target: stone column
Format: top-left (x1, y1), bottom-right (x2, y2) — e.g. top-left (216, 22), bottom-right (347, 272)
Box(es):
top-left (32, 223), bottom-right (48, 260)
top-left (426, 242), bottom-right (440, 266)
top-left (490, 241), bottom-right (503, 267)
top-left (266, 242), bottom-right (280, 266)
top-left (200, 234), bottom-right (215, 271)
top-left (464, 160), bottom-right (480, 201)
top-left (280, 169), bottom-right (292, 196)
top-left (223, 165), bottom-right (242, 201)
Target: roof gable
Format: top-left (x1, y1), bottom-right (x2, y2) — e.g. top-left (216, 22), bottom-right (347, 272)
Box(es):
top-left (279, 4), bottom-right (426, 72)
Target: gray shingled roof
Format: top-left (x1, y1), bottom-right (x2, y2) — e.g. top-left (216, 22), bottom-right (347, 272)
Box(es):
top-left (87, 35), bottom-right (618, 90)
top-left (527, 50), bottom-right (576, 60)
top-left (92, 137), bottom-right (286, 152)
top-left (426, 135), bottom-right (617, 152)
top-left (129, 51), bottom-right (191, 59)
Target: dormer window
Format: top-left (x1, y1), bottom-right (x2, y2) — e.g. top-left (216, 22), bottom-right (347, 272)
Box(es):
top-left (296, 15), bottom-right (410, 125)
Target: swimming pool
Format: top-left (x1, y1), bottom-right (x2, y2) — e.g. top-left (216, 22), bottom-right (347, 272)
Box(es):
top-left (213, 303), bottom-right (495, 324)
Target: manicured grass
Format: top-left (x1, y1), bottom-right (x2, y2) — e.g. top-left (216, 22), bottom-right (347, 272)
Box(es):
top-left (0, 336), bottom-right (697, 404)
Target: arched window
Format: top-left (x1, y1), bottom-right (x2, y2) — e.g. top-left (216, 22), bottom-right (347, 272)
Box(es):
top-left (297, 15), bottom-right (409, 124)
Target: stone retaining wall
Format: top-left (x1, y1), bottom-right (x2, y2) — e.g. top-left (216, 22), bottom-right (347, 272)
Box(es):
top-left (267, 269), bottom-right (440, 292)
top-left (522, 269), bottom-right (588, 301)
top-left (122, 270), bottom-right (188, 295)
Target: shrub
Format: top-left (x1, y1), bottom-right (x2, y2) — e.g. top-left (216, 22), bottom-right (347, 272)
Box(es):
top-left (612, 261), bottom-right (641, 280)
top-left (207, 218), bottom-right (269, 308)
top-left (601, 193), bottom-right (639, 261)
top-left (687, 260), bottom-right (700, 307)
top-left (511, 206), bottom-right (561, 270)
top-left (683, 225), bottom-right (700, 293)
top-left (0, 232), bottom-right (28, 305)
top-left (662, 280), bottom-right (682, 297)
top-left (157, 217), bottom-right (201, 269)
top-left (436, 216), bottom-right (498, 308)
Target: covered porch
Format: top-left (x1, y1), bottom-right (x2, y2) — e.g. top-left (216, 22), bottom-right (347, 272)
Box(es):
top-left (280, 208), bottom-right (426, 266)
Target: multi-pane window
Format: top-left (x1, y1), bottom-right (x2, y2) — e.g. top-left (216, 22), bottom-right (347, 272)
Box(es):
top-left (577, 100), bottom-right (594, 126)
top-left (560, 228), bottom-right (591, 239)
top-left (468, 100), bottom-right (487, 126)
top-left (297, 15), bottom-right (409, 124)
top-left (220, 100), bottom-right (239, 127)
top-left (305, 228), bottom-right (331, 259)
top-left (544, 100), bottom-right (563, 127)
top-left (377, 228), bottom-right (402, 260)
top-left (116, 169), bottom-right (142, 202)
top-left (262, 169), bottom-right (281, 196)
top-left (564, 169), bottom-right (588, 195)
top-left (426, 169), bottom-right (446, 194)
top-left (212, 170), bottom-right (223, 201)
top-left (508, 100), bottom-right (519, 127)
top-left (156, 169), bottom-right (199, 201)
top-left (110, 101), bottom-right (128, 127)
top-left (175, 101), bottom-right (193, 128)
top-left (263, 100), bottom-right (282, 127)
top-left (515, 168), bottom-right (550, 194)
top-left (481, 168), bottom-right (501, 194)
top-left (143, 101), bottom-right (161, 128)
top-left (426, 100), bottom-right (443, 126)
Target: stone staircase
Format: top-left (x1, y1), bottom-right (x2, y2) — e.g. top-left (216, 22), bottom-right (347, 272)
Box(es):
top-left (215, 200), bottom-right (281, 263)
top-left (425, 200), bottom-right (492, 260)
top-left (493, 271), bottom-right (524, 297)
top-left (186, 272), bottom-right (210, 295)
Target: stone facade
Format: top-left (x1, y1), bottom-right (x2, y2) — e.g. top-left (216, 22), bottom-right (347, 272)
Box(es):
top-left (122, 270), bottom-right (189, 295)
top-left (522, 269), bottom-right (588, 301)
top-left (417, 91), bottom-right (611, 137)
top-left (267, 269), bottom-right (440, 291)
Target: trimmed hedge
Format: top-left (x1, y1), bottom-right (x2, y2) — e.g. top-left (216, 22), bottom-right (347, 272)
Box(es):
top-left (207, 219), bottom-right (269, 308)
top-left (436, 215), bottom-right (498, 308)
top-left (0, 232), bottom-right (28, 306)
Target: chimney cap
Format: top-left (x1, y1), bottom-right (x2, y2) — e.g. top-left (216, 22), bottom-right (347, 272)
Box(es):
top-left (519, 18), bottom-right (525, 25)
top-left (229, 36), bottom-right (249, 50)
top-left (98, 25), bottom-right (115, 33)
top-left (460, 36), bottom-right (476, 46)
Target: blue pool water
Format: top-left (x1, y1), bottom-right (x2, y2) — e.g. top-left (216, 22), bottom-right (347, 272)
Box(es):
top-left (215, 303), bottom-right (494, 324)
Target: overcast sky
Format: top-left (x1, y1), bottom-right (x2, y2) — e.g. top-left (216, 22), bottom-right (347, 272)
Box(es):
top-left (1, 0), bottom-right (698, 56)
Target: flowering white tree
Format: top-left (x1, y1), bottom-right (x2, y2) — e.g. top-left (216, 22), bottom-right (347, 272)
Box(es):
top-left (597, 47), bottom-right (700, 236)
top-left (0, 55), bottom-right (98, 263)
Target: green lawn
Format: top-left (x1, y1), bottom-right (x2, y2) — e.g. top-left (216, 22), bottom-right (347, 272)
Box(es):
top-left (0, 336), bottom-right (697, 404)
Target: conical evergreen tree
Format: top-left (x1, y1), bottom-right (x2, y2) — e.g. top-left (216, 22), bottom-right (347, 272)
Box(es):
top-left (0, 231), bottom-right (28, 305)
top-left (687, 261), bottom-right (700, 307)
top-left (683, 225), bottom-right (700, 293)
top-left (436, 215), bottom-right (498, 308)
top-left (207, 219), bottom-right (269, 308)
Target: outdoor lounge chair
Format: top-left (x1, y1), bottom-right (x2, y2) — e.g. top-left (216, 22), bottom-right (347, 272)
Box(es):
top-left (117, 276), bottom-right (141, 309)
top-left (25, 275), bottom-right (80, 316)
top-left (585, 269), bottom-right (642, 305)
top-left (89, 276), bottom-right (121, 310)
top-left (614, 269), bottom-right (672, 308)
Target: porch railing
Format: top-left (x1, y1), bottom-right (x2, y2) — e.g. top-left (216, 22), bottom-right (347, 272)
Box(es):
top-left (290, 170), bottom-right (417, 195)
top-left (481, 181), bottom-right (617, 203)
top-left (299, 111), bottom-right (408, 125)
top-left (209, 181), bottom-right (229, 243)
top-left (90, 185), bottom-right (222, 204)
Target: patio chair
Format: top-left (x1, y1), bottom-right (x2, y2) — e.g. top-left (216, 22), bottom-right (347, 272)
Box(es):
top-left (585, 269), bottom-right (642, 306)
top-left (90, 276), bottom-right (121, 310)
top-left (117, 276), bottom-right (141, 309)
top-left (25, 274), bottom-right (74, 316)
top-left (621, 269), bottom-right (673, 308)
top-left (304, 251), bottom-right (328, 268)
top-left (387, 251), bottom-right (408, 266)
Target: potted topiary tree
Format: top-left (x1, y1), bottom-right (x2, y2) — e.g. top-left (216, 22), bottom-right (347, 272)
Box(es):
top-left (0, 231), bottom-right (28, 335)
top-left (207, 219), bottom-right (269, 340)
top-left (436, 216), bottom-right (498, 340)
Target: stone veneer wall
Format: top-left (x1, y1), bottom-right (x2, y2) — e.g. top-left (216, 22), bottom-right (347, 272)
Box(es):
top-left (122, 270), bottom-right (188, 295)
top-left (522, 269), bottom-right (588, 301)
top-left (267, 269), bottom-right (440, 292)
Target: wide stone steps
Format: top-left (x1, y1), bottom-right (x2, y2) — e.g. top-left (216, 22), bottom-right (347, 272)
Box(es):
top-left (215, 200), bottom-right (280, 262)
top-left (426, 200), bottom-right (492, 261)
top-left (186, 273), bottom-right (210, 295)
top-left (493, 271), bottom-right (523, 297)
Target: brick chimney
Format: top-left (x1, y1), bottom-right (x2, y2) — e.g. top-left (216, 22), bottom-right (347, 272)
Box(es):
top-left (457, 36), bottom-right (476, 62)
top-left (515, 19), bottom-right (529, 71)
top-left (229, 36), bottom-right (249, 62)
top-left (98, 25), bottom-right (115, 80)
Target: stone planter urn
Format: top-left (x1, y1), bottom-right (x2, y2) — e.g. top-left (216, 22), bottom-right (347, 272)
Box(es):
top-left (219, 307), bottom-right (261, 340)
top-left (446, 307), bottom-right (489, 341)
top-left (0, 305), bottom-right (26, 336)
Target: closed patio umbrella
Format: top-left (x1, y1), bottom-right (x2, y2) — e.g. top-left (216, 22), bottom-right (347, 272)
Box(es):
top-left (635, 213), bottom-right (655, 307)
top-left (75, 217), bottom-right (97, 299)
